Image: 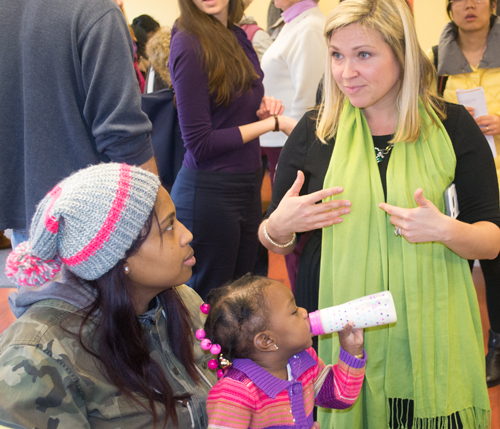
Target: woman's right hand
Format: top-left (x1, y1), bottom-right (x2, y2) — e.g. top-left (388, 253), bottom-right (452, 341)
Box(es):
top-left (256, 96), bottom-right (285, 119)
top-left (265, 171), bottom-right (351, 243)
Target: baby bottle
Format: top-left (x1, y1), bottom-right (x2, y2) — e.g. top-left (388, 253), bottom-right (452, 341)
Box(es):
top-left (309, 291), bottom-right (397, 335)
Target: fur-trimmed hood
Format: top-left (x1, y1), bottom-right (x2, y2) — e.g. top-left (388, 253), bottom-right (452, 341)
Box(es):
top-left (146, 27), bottom-right (172, 87)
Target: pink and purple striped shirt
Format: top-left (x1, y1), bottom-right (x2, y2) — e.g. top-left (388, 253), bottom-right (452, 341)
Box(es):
top-left (207, 347), bottom-right (366, 429)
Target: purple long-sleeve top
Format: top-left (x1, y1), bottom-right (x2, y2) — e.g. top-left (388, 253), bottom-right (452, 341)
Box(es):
top-left (169, 26), bottom-right (264, 172)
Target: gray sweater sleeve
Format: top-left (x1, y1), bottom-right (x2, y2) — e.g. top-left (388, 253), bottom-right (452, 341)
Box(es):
top-left (79, 9), bottom-right (153, 165)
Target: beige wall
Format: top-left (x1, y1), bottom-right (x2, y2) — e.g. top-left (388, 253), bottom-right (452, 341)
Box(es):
top-left (123, 0), bottom-right (179, 29)
top-left (414, 1), bottom-right (449, 52)
top-left (123, 0), bottom-right (450, 53)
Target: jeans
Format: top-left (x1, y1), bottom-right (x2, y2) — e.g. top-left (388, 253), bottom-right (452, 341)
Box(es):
top-left (171, 166), bottom-right (262, 300)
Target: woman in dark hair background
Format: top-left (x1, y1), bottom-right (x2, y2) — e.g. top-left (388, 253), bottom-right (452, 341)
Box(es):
top-left (131, 23), bottom-right (149, 80)
top-left (169, 0), bottom-right (297, 299)
top-left (132, 14), bottom-right (161, 80)
top-left (133, 14), bottom-right (161, 39)
top-left (0, 163), bottom-right (217, 428)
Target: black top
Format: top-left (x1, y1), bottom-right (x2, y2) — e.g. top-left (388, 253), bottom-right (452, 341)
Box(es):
top-left (267, 102), bottom-right (500, 313)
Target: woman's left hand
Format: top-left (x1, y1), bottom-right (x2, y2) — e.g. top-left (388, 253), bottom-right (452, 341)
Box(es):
top-left (378, 188), bottom-right (449, 243)
top-left (256, 96), bottom-right (285, 119)
top-left (475, 114), bottom-right (500, 136)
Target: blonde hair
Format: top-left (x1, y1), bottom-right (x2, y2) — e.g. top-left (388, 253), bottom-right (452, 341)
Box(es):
top-left (316, 0), bottom-right (445, 144)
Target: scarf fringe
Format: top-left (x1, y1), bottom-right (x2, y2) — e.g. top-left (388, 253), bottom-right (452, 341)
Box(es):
top-left (387, 399), bottom-right (491, 429)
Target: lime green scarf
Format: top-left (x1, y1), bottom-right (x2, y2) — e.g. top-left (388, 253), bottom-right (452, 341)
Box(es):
top-left (318, 100), bottom-right (490, 428)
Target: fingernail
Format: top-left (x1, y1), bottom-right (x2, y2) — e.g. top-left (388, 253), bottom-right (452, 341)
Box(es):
top-left (346, 201), bottom-right (351, 207)
top-left (344, 209), bottom-right (350, 214)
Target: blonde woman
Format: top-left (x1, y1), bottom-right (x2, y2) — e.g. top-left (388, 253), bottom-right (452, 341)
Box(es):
top-left (259, 0), bottom-right (500, 426)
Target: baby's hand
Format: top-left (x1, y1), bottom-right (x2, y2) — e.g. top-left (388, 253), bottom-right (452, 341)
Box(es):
top-left (338, 321), bottom-right (364, 357)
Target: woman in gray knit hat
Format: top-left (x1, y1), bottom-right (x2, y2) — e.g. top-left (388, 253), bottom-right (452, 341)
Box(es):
top-left (0, 162), bottom-right (217, 428)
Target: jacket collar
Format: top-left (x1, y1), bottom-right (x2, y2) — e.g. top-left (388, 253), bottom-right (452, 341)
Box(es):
top-left (138, 297), bottom-right (162, 326)
top-left (232, 349), bottom-right (316, 398)
top-left (437, 16), bottom-right (500, 75)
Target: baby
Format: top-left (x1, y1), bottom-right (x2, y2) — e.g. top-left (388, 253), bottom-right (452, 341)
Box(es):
top-left (201, 275), bottom-right (366, 429)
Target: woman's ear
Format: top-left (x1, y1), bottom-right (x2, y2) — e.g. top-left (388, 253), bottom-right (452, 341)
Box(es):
top-left (254, 331), bottom-right (278, 352)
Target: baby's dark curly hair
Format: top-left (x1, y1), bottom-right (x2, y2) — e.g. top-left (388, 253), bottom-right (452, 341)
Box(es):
top-left (204, 274), bottom-right (273, 362)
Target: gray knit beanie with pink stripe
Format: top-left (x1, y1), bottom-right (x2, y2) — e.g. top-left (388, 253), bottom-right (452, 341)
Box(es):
top-left (6, 163), bottom-right (160, 287)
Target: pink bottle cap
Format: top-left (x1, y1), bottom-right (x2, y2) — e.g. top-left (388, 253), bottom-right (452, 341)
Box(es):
top-left (309, 310), bottom-right (325, 336)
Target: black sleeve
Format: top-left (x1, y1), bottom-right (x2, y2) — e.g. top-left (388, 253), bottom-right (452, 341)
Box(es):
top-left (266, 113), bottom-right (311, 218)
top-left (267, 111), bottom-right (335, 218)
top-left (443, 103), bottom-right (500, 228)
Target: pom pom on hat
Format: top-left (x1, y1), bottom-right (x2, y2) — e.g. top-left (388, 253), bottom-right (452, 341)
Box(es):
top-left (5, 242), bottom-right (61, 287)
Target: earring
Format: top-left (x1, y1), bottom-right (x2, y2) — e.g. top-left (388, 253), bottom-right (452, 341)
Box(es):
top-left (124, 266), bottom-right (130, 274)
top-left (274, 344), bottom-right (279, 350)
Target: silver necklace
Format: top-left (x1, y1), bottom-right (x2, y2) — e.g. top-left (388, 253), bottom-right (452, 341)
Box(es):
top-left (375, 143), bottom-right (394, 163)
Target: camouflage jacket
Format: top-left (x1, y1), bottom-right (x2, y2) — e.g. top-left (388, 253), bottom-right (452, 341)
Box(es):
top-left (0, 285), bottom-right (217, 429)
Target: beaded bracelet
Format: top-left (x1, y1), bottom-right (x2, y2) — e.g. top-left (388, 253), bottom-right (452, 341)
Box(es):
top-left (263, 219), bottom-right (296, 248)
